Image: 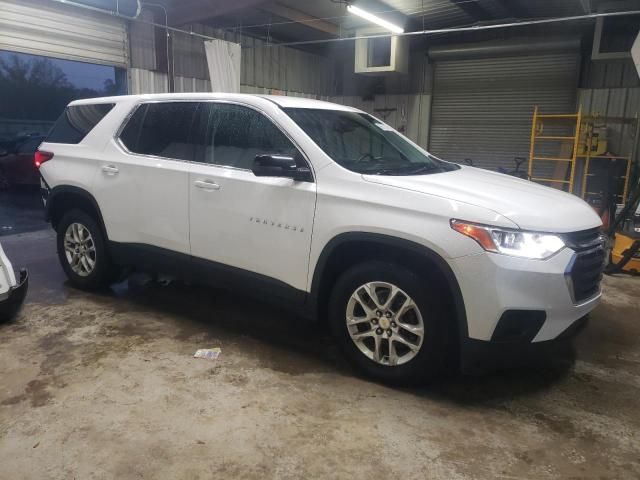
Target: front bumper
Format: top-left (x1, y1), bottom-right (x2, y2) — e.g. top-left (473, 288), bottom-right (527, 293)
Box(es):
top-left (460, 315), bottom-right (588, 374)
top-left (0, 269), bottom-right (28, 322)
top-left (450, 247), bottom-right (602, 371)
top-left (451, 248), bottom-right (602, 342)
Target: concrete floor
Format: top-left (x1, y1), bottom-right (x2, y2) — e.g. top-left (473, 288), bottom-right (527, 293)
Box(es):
top-left (0, 187), bottom-right (48, 237)
top-left (1, 229), bottom-right (639, 479)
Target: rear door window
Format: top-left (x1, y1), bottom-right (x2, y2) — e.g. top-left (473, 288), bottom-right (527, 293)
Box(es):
top-left (119, 102), bottom-right (200, 161)
top-left (46, 103), bottom-right (115, 144)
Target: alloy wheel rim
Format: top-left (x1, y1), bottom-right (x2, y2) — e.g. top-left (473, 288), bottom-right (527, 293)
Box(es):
top-left (345, 281), bottom-right (424, 366)
top-left (64, 222), bottom-right (96, 277)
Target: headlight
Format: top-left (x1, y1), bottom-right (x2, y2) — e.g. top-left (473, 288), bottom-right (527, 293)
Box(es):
top-left (450, 219), bottom-right (565, 259)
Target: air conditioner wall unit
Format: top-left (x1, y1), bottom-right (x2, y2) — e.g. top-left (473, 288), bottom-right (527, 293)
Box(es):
top-left (354, 27), bottom-right (408, 75)
top-left (591, 0), bottom-right (640, 61)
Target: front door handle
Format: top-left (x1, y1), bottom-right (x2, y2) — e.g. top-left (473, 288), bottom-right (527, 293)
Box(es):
top-left (101, 165), bottom-right (119, 175)
top-left (194, 179), bottom-right (220, 191)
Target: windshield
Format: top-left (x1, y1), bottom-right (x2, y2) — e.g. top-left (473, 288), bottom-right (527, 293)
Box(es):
top-left (283, 108), bottom-right (459, 176)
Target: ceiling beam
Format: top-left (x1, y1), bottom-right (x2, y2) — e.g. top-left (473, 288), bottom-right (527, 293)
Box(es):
top-left (490, 0), bottom-right (528, 18)
top-left (451, 0), bottom-right (494, 21)
top-left (169, 0), bottom-right (268, 26)
top-left (258, 3), bottom-right (339, 37)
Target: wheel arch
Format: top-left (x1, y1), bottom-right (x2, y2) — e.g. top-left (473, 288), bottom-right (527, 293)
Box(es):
top-left (308, 232), bottom-right (468, 340)
top-left (46, 185), bottom-right (108, 238)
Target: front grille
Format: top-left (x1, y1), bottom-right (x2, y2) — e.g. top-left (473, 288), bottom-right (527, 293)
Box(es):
top-left (563, 228), bottom-right (606, 303)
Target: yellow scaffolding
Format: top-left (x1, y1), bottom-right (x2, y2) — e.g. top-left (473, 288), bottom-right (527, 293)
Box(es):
top-left (528, 106), bottom-right (582, 193)
top-left (528, 108), bottom-right (632, 203)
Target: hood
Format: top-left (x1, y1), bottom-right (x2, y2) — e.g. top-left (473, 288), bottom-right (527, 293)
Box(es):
top-left (363, 166), bottom-right (602, 233)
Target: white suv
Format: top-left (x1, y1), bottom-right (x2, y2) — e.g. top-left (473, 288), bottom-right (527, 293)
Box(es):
top-left (38, 93), bottom-right (605, 383)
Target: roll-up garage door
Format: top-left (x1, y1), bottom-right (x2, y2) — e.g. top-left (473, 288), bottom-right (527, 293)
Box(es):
top-left (0, 0), bottom-right (128, 67)
top-left (429, 51), bottom-right (580, 172)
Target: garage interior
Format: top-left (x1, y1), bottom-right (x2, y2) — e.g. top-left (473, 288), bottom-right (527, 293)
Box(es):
top-left (1, 0), bottom-right (640, 478)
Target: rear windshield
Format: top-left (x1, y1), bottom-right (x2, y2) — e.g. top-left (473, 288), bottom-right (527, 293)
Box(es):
top-left (46, 103), bottom-right (115, 144)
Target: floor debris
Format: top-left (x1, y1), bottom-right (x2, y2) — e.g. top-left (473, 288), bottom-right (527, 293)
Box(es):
top-left (193, 348), bottom-right (221, 360)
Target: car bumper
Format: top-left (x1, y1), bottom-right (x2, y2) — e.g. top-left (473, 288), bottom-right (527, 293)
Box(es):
top-left (449, 248), bottom-right (602, 371)
top-left (459, 315), bottom-right (588, 374)
top-left (0, 269), bottom-right (28, 322)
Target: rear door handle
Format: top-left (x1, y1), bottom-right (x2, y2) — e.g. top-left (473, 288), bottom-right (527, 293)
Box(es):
top-left (194, 179), bottom-right (220, 191)
top-left (101, 165), bottom-right (119, 175)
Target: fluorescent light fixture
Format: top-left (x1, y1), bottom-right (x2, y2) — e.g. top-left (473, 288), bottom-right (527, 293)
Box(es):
top-left (347, 5), bottom-right (404, 34)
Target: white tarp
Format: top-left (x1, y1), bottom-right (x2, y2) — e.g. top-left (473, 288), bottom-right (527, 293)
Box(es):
top-left (204, 39), bottom-right (241, 93)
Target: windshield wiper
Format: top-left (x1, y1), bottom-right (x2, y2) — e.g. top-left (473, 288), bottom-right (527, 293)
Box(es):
top-left (404, 165), bottom-right (441, 175)
top-left (358, 163), bottom-right (443, 176)
top-left (360, 166), bottom-right (433, 176)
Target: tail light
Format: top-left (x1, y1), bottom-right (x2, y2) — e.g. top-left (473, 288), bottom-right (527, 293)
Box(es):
top-left (34, 150), bottom-right (54, 168)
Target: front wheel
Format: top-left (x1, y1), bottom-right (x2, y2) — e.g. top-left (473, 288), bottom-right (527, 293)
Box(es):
top-left (328, 261), bottom-right (450, 385)
top-left (56, 209), bottom-right (116, 290)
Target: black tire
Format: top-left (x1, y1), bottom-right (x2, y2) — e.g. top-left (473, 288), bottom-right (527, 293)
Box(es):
top-left (328, 260), bottom-right (450, 385)
top-left (56, 209), bottom-right (116, 290)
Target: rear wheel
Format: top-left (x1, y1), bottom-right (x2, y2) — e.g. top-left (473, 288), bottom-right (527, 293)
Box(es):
top-left (328, 261), bottom-right (450, 385)
top-left (56, 209), bottom-right (115, 290)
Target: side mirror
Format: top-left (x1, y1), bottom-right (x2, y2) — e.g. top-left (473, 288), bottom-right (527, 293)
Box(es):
top-left (252, 154), bottom-right (312, 182)
top-left (0, 149), bottom-right (8, 157)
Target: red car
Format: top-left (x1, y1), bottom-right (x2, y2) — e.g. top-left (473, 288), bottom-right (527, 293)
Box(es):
top-left (0, 135), bottom-right (44, 188)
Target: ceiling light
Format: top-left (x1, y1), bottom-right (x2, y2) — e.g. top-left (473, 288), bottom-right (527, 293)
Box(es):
top-left (347, 5), bottom-right (404, 34)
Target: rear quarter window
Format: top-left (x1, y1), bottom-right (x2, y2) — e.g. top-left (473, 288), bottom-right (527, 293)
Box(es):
top-left (46, 103), bottom-right (115, 144)
top-left (118, 102), bottom-right (200, 161)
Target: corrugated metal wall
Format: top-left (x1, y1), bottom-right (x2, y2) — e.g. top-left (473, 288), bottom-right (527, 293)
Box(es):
top-left (581, 58), bottom-right (640, 89)
top-left (189, 27), bottom-right (336, 94)
top-left (129, 18), bottom-right (335, 96)
top-left (429, 52), bottom-right (580, 175)
top-left (129, 68), bottom-right (168, 93)
top-left (238, 37), bottom-right (334, 95)
top-left (129, 9), bottom-right (156, 71)
top-left (581, 59), bottom-right (640, 154)
top-left (578, 87), bottom-right (640, 180)
top-left (339, 45), bottom-right (433, 96)
top-left (577, 58), bottom-right (639, 195)
top-left (239, 84), bottom-right (330, 99)
top-left (174, 75), bottom-right (212, 93)
top-left (0, 0), bottom-right (128, 67)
